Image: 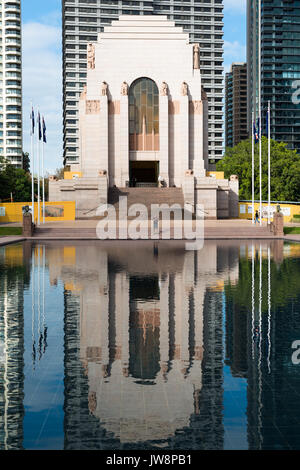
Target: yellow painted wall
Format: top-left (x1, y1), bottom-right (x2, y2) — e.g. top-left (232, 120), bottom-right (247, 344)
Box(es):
top-left (239, 201), bottom-right (300, 223)
top-left (4, 244), bottom-right (23, 267)
top-left (206, 171), bottom-right (225, 179)
top-left (64, 171), bottom-right (82, 180)
top-left (0, 201), bottom-right (76, 224)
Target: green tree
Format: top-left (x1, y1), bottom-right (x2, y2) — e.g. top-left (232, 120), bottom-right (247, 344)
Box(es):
top-left (22, 152), bottom-right (30, 173)
top-left (217, 137), bottom-right (300, 202)
top-left (0, 164), bottom-right (31, 202)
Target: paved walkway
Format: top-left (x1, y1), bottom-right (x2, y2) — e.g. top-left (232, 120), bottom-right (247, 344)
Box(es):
top-left (0, 220), bottom-right (299, 245)
top-left (30, 219), bottom-right (279, 240)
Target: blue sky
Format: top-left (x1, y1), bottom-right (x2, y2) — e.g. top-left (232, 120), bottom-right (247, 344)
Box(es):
top-left (22, 0), bottom-right (246, 173)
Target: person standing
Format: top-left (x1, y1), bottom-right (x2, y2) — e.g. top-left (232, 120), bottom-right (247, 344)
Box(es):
top-left (255, 210), bottom-right (260, 225)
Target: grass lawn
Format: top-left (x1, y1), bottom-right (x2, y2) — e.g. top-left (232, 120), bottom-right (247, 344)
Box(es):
top-left (0, 227), bottom-right (22, 237)
top-left (284, 227), bottom-right (300, 235)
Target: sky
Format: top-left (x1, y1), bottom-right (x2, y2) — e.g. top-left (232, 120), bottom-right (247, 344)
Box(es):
top-left (22, 0), bottom-right (247, 174)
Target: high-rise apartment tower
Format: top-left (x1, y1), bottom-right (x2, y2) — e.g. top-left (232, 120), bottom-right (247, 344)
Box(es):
top-left (0, 0), bottom-right (22, 167)
top-left (225, 62), bottom-right (248, 148)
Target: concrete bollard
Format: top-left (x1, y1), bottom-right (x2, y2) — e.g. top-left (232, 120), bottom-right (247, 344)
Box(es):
top-left (23, 212), bottom-right (34, 237)
top-left (272, 211), bottom-right (284, 236)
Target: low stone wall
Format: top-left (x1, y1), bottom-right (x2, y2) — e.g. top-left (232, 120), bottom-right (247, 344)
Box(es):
top-left (49, 175), bottom-right (108, 218)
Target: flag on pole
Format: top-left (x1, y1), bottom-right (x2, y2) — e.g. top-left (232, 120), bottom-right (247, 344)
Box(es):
top-left (31, 107), bottom-right (35, 136)
top-left (253, 121), bottom-right (259, 144)
top-left (38, 112), bottom-right (42, 141)
top-left (42, 117), bottom-right (47, 143)
top-left (257, 117), bottom-right (260, 139)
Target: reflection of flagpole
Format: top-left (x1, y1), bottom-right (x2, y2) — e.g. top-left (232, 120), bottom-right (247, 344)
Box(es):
top-left (258, 244), bottom-right (263, 448)
top-left (258, 0), bottom-right (262, 226)
top-left (267, 246), bottom-right (271, 373)
top-left (268, 101), bottom-right (271, 225)
top-left (252, 112), bottom-right (255, 224)
top-left (3, 277), bottom-right (8, 450)
top-left (38, 246), bottom-right (41, 356)
top-left (252, 243), bottom-right (255, 359)
top-left (32, 248), bottom-right (36, 369)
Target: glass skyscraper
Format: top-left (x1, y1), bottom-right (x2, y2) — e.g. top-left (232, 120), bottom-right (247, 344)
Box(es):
top-left (247, 0), bottom-right (300, 152)
top-left (62, 0), bottom-right (224, 168)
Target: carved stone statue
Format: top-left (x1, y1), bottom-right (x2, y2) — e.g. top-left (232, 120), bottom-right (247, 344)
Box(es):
top-left (193, 44), bottom-right (200, 69)
top-left (121, 81), bottom-right (128, 96)
top-left (181, 82), bottom-right (188, 96)
top-left (101, 81), bottom-right (108, 96)
top-left (160, 81), bottom-right (168, 96)
top-left (87, 43), bottom-right (95, 70)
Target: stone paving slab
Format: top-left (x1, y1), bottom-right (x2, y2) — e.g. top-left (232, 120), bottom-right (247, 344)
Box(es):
top-left (285, 234), bottom-right (300, 243)
top-left (0, 236), bottom-right (25, 246)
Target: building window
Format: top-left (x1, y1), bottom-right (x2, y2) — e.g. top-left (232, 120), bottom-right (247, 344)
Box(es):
top-left (129, 77), bottom-right (159, 151)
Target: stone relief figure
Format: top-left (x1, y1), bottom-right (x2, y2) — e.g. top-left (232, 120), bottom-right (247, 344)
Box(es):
top-left (121, 81), bottom-right (129, 96)
top-left (87, 43), bottom-right (95, 70)
top-left (193, 44), bottom-right (200, 69)
top-left (160, 81), bottom-right (168, 96)
top-left (101, 81), bottom-right (108, 96)
top-left (181, 82), bottom-right (188, 96)
top-left (86, 100), bottom-right (100, 114)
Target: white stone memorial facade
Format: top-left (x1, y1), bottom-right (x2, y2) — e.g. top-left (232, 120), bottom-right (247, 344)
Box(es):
top-left (50, 16), bottom-right (238, 219)
top-left (78, 15), bottom-right (207, 187)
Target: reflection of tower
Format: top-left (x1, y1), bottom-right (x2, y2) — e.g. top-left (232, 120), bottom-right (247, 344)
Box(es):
top-left (223, 243), bottom-right (300, 450)
top-left (0, 244), bottom-right (26, 450)
top-left (247, 253), bottom-right (300, 450)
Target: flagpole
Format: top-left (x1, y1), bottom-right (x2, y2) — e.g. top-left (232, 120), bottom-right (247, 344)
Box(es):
top-left (268, 100), bottom-right (271, 225)
top-left (42, 117), bottom-right (46, 224)
top-left (252, 110), bottom-right (255, 224)
top-left (37, 111), bottom-right (41, 226)
top-left (258, 0), bottom-right (262, 226)
top-left (31, 103), bottom-right (35, 224)
top-left (42, 136), bottom-right (45, 224)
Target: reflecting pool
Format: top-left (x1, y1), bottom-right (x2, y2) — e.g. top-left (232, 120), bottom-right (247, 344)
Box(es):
top-left (0, 240), bottom-right (300, 450)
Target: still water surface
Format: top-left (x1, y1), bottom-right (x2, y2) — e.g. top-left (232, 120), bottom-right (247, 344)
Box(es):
top-left (0, 240), bottom-right (300, 450)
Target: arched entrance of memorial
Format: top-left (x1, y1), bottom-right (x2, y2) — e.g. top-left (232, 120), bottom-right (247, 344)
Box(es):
top-left (129, 77), bottom-right (160, 187)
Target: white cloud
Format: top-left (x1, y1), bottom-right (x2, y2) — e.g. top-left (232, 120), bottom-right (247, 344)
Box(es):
top-left (224, 0), bottom-right (247, 14)
top-left (22, 20), bottom-right (63, 174)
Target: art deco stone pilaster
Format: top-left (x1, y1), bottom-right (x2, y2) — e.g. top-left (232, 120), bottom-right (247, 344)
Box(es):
top-left (190, 101), bottom-right (206, 177)
top-left (159, 273), bottom-right (170, 372)
top-left (99, 88), bottom-right (109, 174)
top-left (159, 87), bottom-right (169, 185)
top-left (180, 83), bottom-right (190, 175)
top-left (119, 93), bottom-right (129, 186)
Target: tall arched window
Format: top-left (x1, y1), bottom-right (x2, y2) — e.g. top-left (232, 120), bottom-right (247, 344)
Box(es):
top-left (129, 77), bottom-right (159, 151)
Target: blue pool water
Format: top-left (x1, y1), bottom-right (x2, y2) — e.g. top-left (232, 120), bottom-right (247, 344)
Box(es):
top-left (0, 240), bottom-right (300, 450)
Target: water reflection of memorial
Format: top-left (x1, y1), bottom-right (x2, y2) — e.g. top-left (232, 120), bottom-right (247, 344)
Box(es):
top-left (46, 241), bottom-right (240, 449)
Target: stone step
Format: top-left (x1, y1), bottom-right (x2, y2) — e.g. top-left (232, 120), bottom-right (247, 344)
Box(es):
top-left (108, 187), bottom-right (185, 209)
